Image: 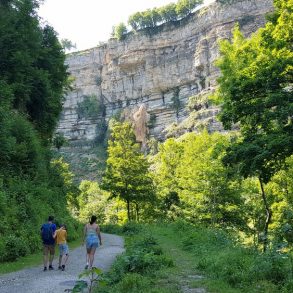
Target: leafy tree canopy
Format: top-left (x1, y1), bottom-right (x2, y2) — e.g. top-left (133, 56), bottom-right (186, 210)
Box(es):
top-left (0, 0), bottom-right (68, 140)
top-left (216, 0), bottom-right (293, 183)
top-left (114, 0), bottom-right (203, 39)
top-left (102, 121), bottom-right (155, 221)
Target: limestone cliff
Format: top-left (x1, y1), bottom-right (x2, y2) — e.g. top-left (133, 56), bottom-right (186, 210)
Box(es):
top-left (56, 0), bottom-right (274, 179)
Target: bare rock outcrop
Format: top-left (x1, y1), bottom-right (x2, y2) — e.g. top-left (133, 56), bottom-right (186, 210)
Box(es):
top-left (56, 0), bottom-right (274, 178)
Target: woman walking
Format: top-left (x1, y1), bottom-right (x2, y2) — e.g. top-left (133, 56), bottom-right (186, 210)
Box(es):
top-left (83, 215), bottom-right (102, 269)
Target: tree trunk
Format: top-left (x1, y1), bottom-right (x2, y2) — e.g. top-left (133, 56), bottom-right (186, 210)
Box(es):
top-left (127, 199), bottom-right (131, 221)
top-left (135, 202), bottom-right (140, 222)
top-left (259, 177), bottom-right (272, 252)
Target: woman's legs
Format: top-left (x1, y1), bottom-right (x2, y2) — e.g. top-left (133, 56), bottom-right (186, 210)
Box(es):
top-left (88, 247), bottom-right (97, 269)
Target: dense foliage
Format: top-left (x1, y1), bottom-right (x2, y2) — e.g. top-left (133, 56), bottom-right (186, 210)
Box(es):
top-left (152, 131), bottom-right (244, 226)
top-left (215, 0), bottom-right (293, 250)
top-left (0, 0), bottom-right (79, 262)
top-left (95, 223), bottom-right (173, 293)
top-left (102, 121), bottom-right (155, 221)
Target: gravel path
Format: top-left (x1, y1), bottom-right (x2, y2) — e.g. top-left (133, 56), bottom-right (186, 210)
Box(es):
top-left (0, 233), bottom-right (124, 293)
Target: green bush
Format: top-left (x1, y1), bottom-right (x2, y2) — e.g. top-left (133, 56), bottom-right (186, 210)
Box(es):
top-left (3, 235), bottom-right (29, 261)
top-left (282, 280), bottom-right (293, 293)
top-left (122, 222), bottom-right (143, 235)
top-left (129, 235), bottom-right (163, 255)
top-left (101, 224), bottom-right (123, 235)
top-left (122, 250), bottom-right (172, 275)
top-left (19, 228), bottom-right (42, 254)
top-left (110, 273), bottom-right (151, 293)
top-left (101, 233), bottom-right (173, 290)
top-left (181, 226), bottom-right (232, 253)
top-left (77, 95), bottom-right (105, 120)
top-left (114, 23), bottom-right (128, 40)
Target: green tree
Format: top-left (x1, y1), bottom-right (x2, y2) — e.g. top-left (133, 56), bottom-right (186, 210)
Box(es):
top-left (0, 0), bottom-right (78, 260)
top-left (77, 181), bottom-right (108, 223)
top-left (128, 12), bottom-right (143, 30)
top-left (61, 38), bottom-right (76, 51)
top-left (102, 121), bottom-right (155, 221)
top-left (0, 0), bottom-right (68, 140)
top-left (151, 138), bottom-right (183, 219)
top-left (177, 132), bottom-right (243, 226)
top-left (216, 0), bottom-right (293, 250)
top-left (77, 180), bottom-right (127, 224)
top-left (176, 0), bottom-right (203, 19)
top-left (152, 131), bottom-right (244, 226)
top-left (53, 133), bottom-right (67, 150)
top-left (114, 22), bottom-right (128, 40)
top-left (158, 3), bottom-right (178, 22)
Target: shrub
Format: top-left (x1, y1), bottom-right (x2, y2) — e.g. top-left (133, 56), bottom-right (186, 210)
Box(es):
top-left (110, 273), bottom-right (151, 293)
top-left (103, 232), bottom-right (173, 289)
top-left (114, 23), bottom-right (128, 40)
top-left (129, 235), bottom-right (163, 255)
top-left (101, 224), bottom-right (123, 235)
top-left (122, 222), bottom-right (143, 235)
top-left (109, 249), bottom-right (172, 281)
top-left (77, 95), bottom-right (105, 120)
top-left (3, 235), bottom-right (29, 261)
top-left (282, 279), bottom-right (293, 293)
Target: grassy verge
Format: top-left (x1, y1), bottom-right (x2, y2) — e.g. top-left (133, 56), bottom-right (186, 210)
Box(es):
top-left (95, 223), bottom-right (176, 293)
top-left (96, 222), bottom-right (293, 293)
top-left (0, 236), bottom-right (83, 275)
top-left (153, 222), bottom-right (293, 293)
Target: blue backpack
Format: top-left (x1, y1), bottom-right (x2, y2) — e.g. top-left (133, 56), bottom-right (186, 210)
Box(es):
top-left (41, 223), bottom-right (53, 242)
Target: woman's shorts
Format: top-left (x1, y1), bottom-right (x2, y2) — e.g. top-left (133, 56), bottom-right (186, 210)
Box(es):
top-left (86, 235), bottom-right (99, 249)
top-left (59, 243), bottom-right (69, 256)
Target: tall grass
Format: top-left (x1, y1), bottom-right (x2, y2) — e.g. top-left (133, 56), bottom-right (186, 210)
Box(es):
top-left (171, 221), bottom-right (293, 292)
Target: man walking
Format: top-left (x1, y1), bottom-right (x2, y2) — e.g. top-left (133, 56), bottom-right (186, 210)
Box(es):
top-left (41, 216), bottom-right (56, 271)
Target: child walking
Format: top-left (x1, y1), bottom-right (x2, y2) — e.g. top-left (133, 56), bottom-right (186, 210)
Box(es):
top-left (54, 224), bottom-right (69, 271)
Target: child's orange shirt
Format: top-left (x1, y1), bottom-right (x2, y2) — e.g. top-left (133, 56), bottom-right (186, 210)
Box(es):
top-left (55, 228), bottom-right (67, 244)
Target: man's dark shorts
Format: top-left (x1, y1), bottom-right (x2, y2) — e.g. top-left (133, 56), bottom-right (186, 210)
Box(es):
top-left (43, 244), bottom-right (55, 255)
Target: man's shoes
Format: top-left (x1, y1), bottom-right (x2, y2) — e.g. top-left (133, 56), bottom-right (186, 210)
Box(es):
top-left (58, 266), bottom-right (62, 270)
top-left (61, 265), bottom-right (65, 271)
top-left (43, 267), bottom-right (47, 271)
top-left (84, 264), bottom-right (88, 270)
top-left (49, 265), bottom-right (54, 270)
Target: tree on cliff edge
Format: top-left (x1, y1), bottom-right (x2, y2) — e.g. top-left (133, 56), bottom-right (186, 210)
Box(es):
top-left (102, 121), bottom-right (155, 221)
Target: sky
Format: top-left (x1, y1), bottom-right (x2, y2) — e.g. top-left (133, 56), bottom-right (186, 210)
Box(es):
top-left (38, 0), bottom-right (215, 51)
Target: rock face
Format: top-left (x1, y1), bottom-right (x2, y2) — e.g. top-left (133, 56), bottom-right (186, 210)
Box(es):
top-left (56, 0), bottom-right (274, 178)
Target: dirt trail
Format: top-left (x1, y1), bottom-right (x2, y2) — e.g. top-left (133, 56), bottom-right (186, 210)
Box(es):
top-left (0, 233), bottom-right (124, 293)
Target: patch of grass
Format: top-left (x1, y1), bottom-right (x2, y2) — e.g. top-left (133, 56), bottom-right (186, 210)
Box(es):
top-left (154, 222), bottom-right (293, 293)
top-left (96, 225), bottom-right (174, 293)
top-left (0, 236), bottom-right (82, 275)
top-left (95, 222), bottom-right (293, 293)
